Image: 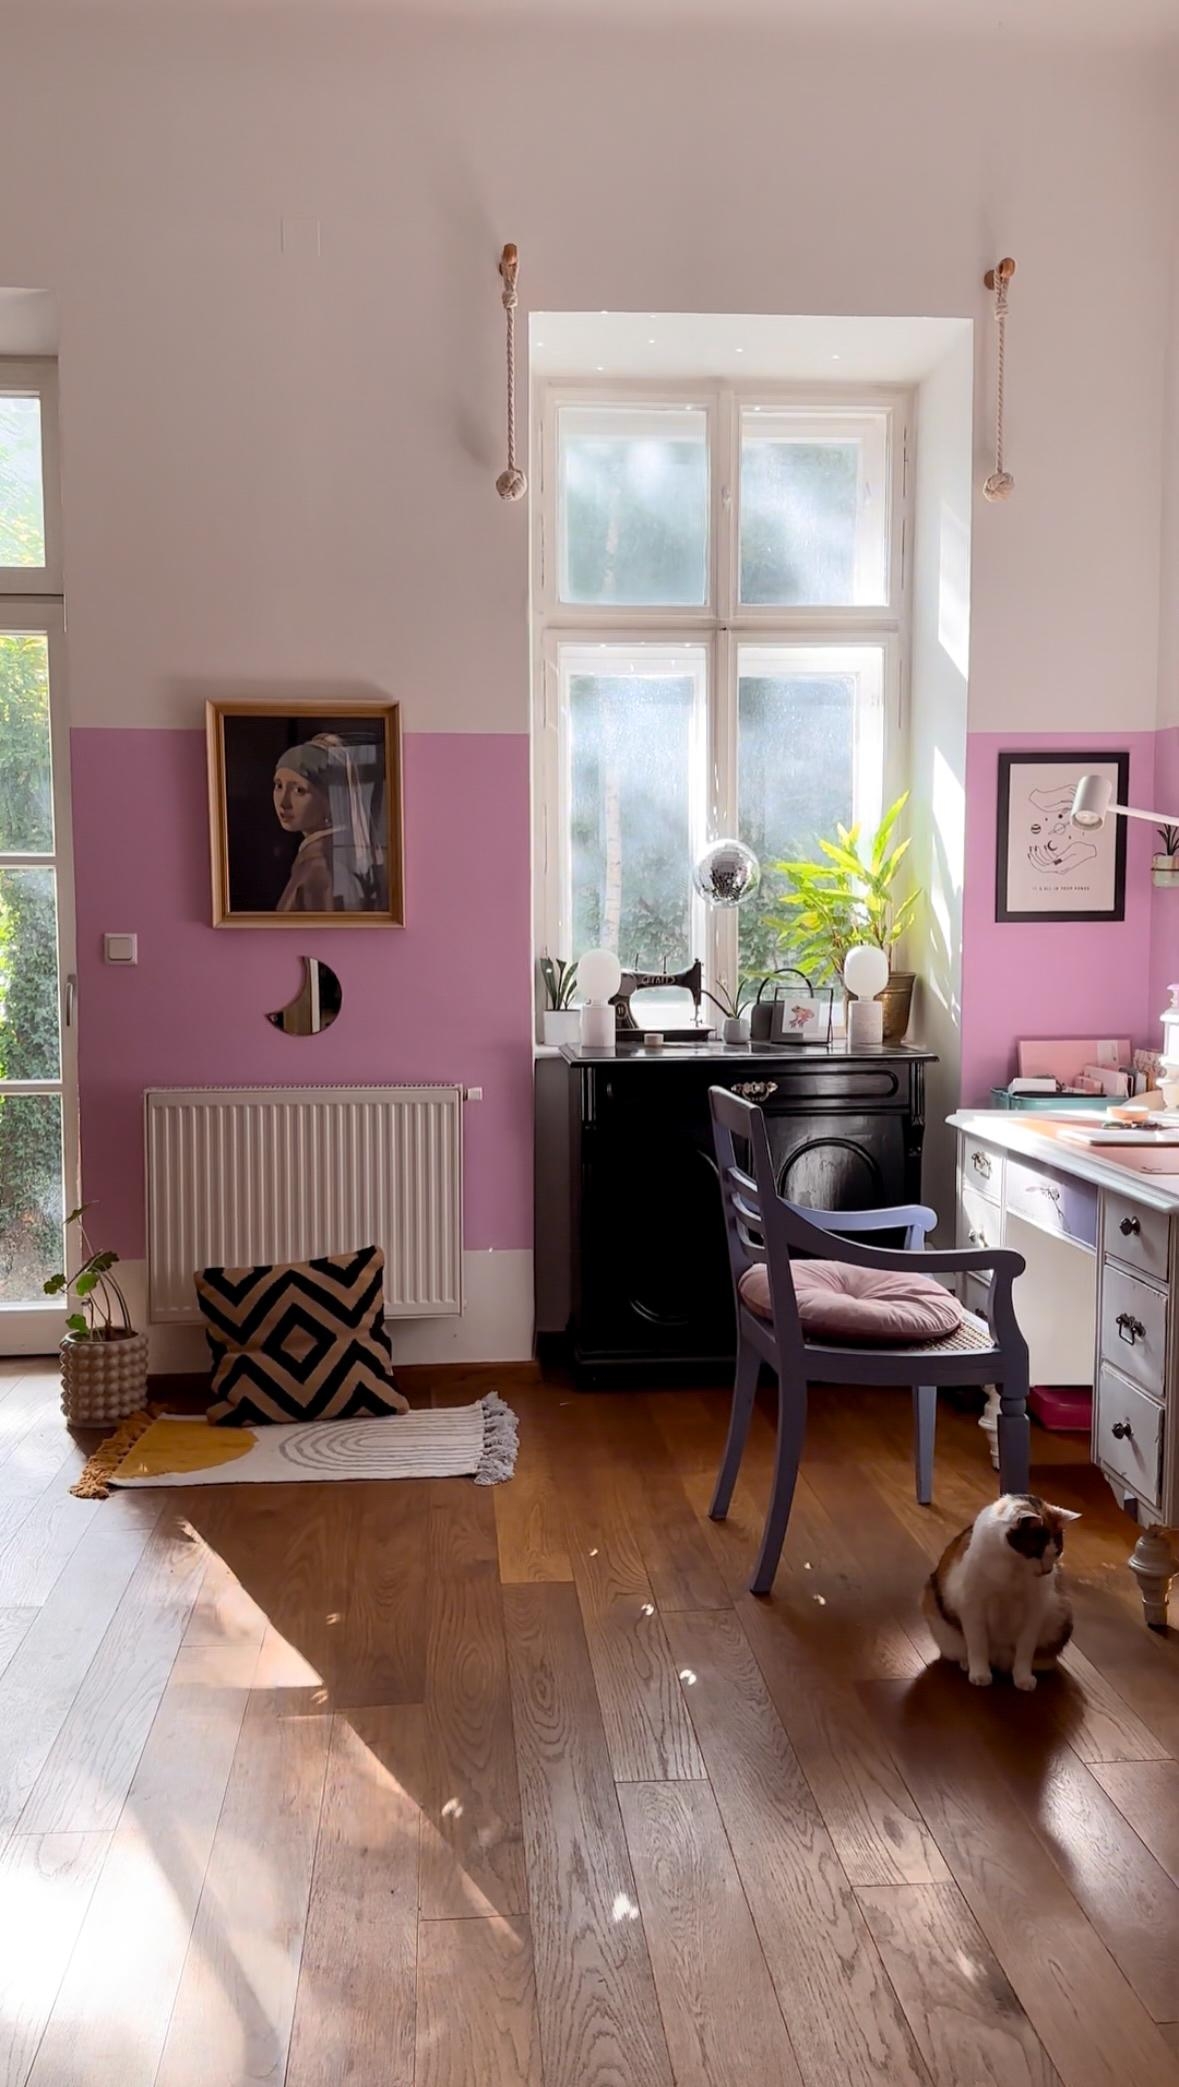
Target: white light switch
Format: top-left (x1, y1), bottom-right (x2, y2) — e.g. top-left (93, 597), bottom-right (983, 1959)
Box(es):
top-left (104, 933), bottom-right (138, 965)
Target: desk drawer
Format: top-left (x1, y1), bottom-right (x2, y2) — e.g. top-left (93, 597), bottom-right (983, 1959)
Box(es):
top-left (1006, 1157), bottom-right (1097, 1250)
top-left (1103, 1192), bottom-right (1171, 1286)
top-left (961, 1137), bottom-right (1003, 1207)
top-left (1095, 1364), bottom-right (1164, 1510)
top-left (1100, 1263), bottom-right (1168, 1399)
top-left (959, 1184), bottom-right (1002, 1254)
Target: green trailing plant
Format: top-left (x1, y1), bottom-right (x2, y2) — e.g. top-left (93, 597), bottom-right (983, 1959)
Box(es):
top-left (1158, 825), bottom-right (1179, 858)
top-left (539, 956), bottom-right (578, 1011)
top-left (768, 792), bottom-right (920, 984)
top-left (43, 1205), bottom-right (133, 1341)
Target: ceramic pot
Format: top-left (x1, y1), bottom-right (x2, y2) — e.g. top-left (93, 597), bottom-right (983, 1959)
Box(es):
top-left (60, 1327), bottom-right (149, 1425)
top-left (722, 1015), bottom-right (750, 1046)
top-left (877, 971), bottom-right (915, 1043)
top-left (542, 1009), bottom-right (582, 1047)
top-left (1152, 854), bottom-right (1179, 889)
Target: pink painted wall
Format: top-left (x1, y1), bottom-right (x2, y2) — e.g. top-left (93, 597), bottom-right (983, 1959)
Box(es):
top-left (960, 732), bottom-right (1159, 1103)
top-left (71, 729), bottom-right (533, 1258)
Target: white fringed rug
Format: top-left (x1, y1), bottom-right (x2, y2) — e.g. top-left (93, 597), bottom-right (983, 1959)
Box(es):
top-left (74, 1395), bottom-right (518, 1497)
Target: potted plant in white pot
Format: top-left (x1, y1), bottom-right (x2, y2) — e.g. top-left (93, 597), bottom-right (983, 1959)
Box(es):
top-left (45, 1206), bottom-right (149, 1424)
top-left (539, 956), bottom-right (582, 1046)
top-left (1153, 825), bottom-right (1179, 889)
top-left (767, 793), bottom-right (922, 1041)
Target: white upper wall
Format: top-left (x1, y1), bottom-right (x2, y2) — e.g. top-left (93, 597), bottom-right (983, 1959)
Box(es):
top-left (0, 9), bottom-right (1173, 736)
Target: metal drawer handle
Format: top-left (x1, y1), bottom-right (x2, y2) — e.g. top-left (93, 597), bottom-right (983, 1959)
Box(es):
top-left (733, 1080), bottom-right (778, 1100)
top-left (1112, 1419), bottom-right (1134, 1441)
top-left (1119, 1215), bottom-right (1141, 1237)
top-left (971, 1151), bottom-right (992, 1180)
top-left (1030, 1183), bottom-right (1062, 1207)
top-left (1116, 1311), bottom-right (1146, 1345)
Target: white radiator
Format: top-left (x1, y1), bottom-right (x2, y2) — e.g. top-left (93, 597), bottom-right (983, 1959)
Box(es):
top-left (145, 1086), bottom-right (463, 1324)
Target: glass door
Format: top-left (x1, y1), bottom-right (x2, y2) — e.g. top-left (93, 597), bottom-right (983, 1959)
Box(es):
top-left (0, 354), bottom-right (74, 1351)
top-left (0, 607), bottom-right (75, 1351)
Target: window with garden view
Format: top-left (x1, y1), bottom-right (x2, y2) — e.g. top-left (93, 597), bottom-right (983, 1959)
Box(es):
top-left (0, 361), bottom-right (70, 1326)
top-left (533, 384), bottom-right (908, 1025)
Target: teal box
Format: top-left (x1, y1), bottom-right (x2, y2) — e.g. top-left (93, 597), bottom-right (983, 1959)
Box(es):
top-left (990, 1087), bottom-right (1104, 1112)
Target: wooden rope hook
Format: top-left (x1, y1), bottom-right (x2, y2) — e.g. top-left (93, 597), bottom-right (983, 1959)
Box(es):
top-left (496, 243), bottom-right (527, 502)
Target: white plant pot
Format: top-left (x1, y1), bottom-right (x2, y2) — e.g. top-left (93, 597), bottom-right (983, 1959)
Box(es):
top-left (542, 1009), bottom-right (582, 1047)
top-left (722, 1015), bottom-right (750, 1046)
top-left (1153, 854), bottom-right (1179, 888)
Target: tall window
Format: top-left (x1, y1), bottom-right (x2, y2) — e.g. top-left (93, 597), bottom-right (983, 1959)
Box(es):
top-left (532, 382), bottom-right (909, 1020)
top-left (0, 358), bottom-right (74, 1347)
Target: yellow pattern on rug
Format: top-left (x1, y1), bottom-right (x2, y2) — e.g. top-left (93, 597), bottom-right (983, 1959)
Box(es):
top-left (72, 1412), bottom-right (254, 1497)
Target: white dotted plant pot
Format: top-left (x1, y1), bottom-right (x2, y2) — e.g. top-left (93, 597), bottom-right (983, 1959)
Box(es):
top-left (1152, 855), bottom-right (1179, 889)
top-left (60, 1329), bottom-right (149, 1425)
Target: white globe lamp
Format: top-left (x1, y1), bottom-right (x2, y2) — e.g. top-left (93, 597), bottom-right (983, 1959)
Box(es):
top-left (578, 947), bottom-right (623, 1050)
top-left (844, 943), bottom-right (889, 1049)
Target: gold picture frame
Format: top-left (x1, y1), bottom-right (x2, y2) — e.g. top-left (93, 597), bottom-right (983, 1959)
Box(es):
top-left (207, 699), bottom-right (404, 926)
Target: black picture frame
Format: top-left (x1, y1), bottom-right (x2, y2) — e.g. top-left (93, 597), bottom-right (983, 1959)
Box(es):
top-left (995, 749), bottom-right (1129, 924)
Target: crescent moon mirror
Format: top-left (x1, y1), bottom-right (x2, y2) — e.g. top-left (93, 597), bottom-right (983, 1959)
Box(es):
top-left (266, 956), bottom-right (343, 1036)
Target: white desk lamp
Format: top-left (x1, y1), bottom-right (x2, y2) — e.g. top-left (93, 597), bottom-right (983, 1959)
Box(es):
top-left (1071, 773), bottom-right (1176, 831)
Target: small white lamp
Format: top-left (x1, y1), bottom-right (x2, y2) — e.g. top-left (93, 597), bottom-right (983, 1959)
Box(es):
top-left (577, 947), bottom-right (622, 1050)
top-left (844, 943), bottom-right (889, 1049)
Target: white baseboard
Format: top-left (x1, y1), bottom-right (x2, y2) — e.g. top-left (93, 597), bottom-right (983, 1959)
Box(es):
top-left (115, 1250), bottom-right (536, 1375)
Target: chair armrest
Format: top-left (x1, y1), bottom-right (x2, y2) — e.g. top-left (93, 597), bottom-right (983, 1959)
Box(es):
top-left (789, 1215), bottom-right (1025, 1283)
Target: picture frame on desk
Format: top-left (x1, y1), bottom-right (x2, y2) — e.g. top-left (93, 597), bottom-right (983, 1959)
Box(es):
top-left (995, 749), bottom-right (1129, 923)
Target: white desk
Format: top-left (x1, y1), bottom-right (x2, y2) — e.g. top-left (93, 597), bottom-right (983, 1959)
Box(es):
top-left (950, 1108), bottom-right (1179, 1628)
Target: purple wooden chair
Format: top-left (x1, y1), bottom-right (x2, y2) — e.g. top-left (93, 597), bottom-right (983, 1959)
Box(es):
top-left (709, 1087), bottom-right (1030, 1595)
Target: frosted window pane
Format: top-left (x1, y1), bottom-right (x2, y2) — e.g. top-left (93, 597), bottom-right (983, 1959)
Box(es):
top-left (560, 408), bottom-right (708, 606)
top-left (0, 633), bottom-right (53, 852)
top-left (739, 412), bottom-right (888, 606)
top-left (737, 650), bottom-right (882, 982)
top-left (569, 662), bottom-right (697, 972)
top-left (0, 396), bottom-right (45, 568)
top-left (0, 1093), bottom-right (63, 1303)
top-left (0, 868), bottom-right (61, 1080)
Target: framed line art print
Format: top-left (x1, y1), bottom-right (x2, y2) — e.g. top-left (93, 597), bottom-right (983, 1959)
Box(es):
top-left (207, 700), bottom-right (404, 926)
top-left (995, 750), bottom-right (1128, 924)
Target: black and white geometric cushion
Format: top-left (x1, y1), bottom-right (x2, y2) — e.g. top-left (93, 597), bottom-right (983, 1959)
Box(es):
top-left (195, 1245), bottom-right (407, 1426)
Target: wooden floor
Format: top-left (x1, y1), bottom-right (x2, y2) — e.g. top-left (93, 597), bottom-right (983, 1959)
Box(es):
top-left (4, 1364), bottom-right (1179, 2085)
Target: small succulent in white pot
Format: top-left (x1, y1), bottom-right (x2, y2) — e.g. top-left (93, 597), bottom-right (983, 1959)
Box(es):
top-left (1153, 825), bottom-right (1179, 889)
top-left (539, 956), bottom-right (582, 1045)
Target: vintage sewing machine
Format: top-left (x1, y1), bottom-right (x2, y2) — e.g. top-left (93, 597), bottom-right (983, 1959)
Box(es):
top-left (612, 959), bottom-right (705, 1038)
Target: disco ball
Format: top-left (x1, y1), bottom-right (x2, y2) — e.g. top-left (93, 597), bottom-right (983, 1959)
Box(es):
top-left (692, 838), bottom-right (761, 908)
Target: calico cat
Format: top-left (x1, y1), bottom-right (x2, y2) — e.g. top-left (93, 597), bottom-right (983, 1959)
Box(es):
top-left (922, 1493), bottom-right (1080, 1690)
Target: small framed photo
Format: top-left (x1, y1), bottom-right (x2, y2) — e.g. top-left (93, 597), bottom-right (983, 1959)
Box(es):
top-left (996, 750), bottom-right (1129, 924)
top-left (207, 700), bottom-right (404, 926)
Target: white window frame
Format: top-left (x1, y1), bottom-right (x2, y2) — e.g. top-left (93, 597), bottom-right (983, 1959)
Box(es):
top-left (0, 357), bottom-right (77, 1348)
top-left (0, 359), bottom-right (62, 595)
top-left (531, 378), bottom-right (911, 1015)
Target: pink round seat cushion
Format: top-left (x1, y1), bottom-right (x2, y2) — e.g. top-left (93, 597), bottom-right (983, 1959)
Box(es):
top-left (738, 1259), bottom-right (964, 1344)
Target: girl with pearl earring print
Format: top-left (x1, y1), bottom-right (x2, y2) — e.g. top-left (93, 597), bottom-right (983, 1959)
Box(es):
top-left (207, 700), bottom-right (403, 925)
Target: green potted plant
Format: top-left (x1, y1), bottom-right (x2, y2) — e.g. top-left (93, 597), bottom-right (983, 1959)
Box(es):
top-left (769, 793), bottom-right (921, 1041)
top-left (45, 1206), bottom-right (148, 1423)
top-left (1153, 824), bottom-right (1179, 889)
top-left (539, 956), bottom-right (581, 1046)
top-left (701, 977), bottom-right (760, 1047)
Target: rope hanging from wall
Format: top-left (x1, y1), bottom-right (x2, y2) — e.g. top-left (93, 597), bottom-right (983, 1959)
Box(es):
top-left (983, 256), bottom-right (1016, 501)
top-left (496, 243), bottom-right (528, 502)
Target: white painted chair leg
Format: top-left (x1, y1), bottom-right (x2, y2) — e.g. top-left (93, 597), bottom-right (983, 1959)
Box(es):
top-left (979, 1384), bottom-right (1001, 1471)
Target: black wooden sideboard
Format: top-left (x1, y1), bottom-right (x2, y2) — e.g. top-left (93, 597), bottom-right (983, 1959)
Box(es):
top-left (555, 1040), bottom-right (936, 1384)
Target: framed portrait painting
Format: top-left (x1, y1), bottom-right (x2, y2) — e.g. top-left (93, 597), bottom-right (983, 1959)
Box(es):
top-left (207, 700), bottom-right (404, 926)
top-left (995, 750), bottom-right (1128, 924)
